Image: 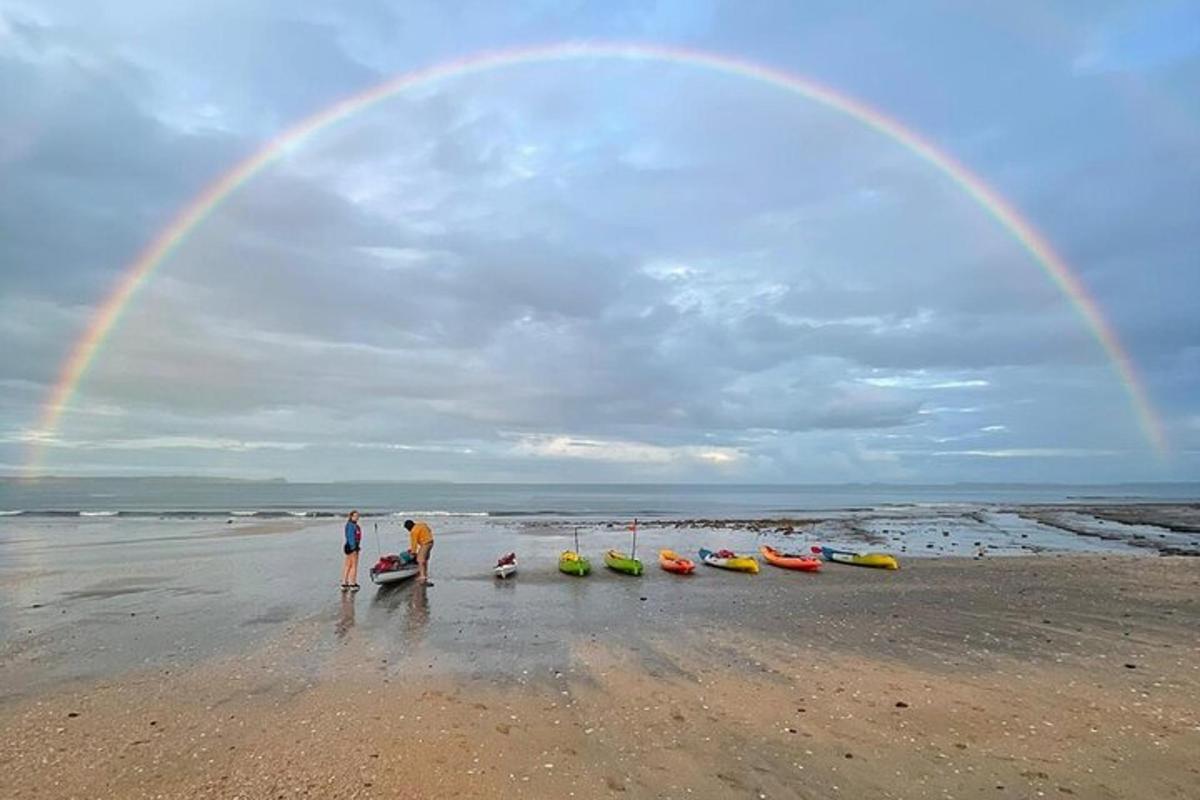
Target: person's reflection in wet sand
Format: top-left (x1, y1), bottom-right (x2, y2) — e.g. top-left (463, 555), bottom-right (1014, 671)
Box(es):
top-left (335, 590), bottom-right (356, 640)
top-left (406, 582), bottom-right (429, 635)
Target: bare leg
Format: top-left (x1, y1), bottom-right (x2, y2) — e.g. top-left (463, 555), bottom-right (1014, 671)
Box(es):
top-left (341, 553), bottom-right (353, 586)
top-left (417, 542), bottom-right (433, 585)
top-left (349, 551), bottom-right (360, 587)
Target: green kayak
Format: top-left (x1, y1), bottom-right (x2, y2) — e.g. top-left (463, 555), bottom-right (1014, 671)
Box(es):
top-left (604, 549), bottom-right (643, 576)
top-left (559, 550), bottom-right (591, 576)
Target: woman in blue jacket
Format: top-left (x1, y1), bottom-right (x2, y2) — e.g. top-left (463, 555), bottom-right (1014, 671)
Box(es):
top-left (340, 510), bottom-right (362, 590)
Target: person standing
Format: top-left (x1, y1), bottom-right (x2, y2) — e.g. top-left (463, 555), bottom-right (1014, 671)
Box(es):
top-left (341, 510), bottom-right (362, 590)
top-left (404, 519), bottom-right (434, 586)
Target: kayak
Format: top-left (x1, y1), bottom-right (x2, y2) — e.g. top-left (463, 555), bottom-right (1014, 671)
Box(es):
top-left (760, 545), bottom-right (821, 572)
top-left (699, 548), bottom-right (759, 574)
top-left (658, 549), bottom-right (695, 575)
top-left (558, 550), bottom-right (591, 576)
top-left (370, 552), bottom-right (420, 585)
top-left (812, 545), bottom-right (899, 570)
top-left (604, 549), bottom-right (643, 576)
top-left (494, 552), bottom-right (517, 579)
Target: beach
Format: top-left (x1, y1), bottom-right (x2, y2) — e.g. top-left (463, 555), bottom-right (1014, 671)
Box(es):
top-left (2, 507), bottom-right (1198, 798)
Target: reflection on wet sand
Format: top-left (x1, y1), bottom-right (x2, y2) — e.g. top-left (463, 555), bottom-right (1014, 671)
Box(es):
top-left (406, 583), bottom-right (429, 635)
top-left (369, 580), bottom-right (409, 610)
top-left (335, 591), bottom-right (355, 639)
top-left (492, 573), bottom-right (517, 590)
top-left (367, 580), bottom-right (430, 639)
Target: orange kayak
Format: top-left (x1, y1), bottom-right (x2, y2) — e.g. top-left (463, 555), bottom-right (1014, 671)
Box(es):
top-left (760, 545), bottom-right (822, 572)
top-left (658, 549), bottom-right (695, 575)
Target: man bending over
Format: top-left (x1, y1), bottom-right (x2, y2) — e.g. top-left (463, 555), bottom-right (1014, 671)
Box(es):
top-left (404, 519), bottom-right (435, 587)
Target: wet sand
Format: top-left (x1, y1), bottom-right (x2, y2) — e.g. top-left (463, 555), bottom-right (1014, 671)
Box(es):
top-left (5, 505), bottom-right (1197, 694)
top-left (2, 547), bottom-right (1199, 799)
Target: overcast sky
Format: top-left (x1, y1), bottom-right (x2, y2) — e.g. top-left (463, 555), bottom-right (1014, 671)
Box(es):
top-left (1, 1), bottom-right (1197, 482)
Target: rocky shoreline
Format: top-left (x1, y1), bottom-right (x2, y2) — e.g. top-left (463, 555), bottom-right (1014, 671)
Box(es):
top-left (519, 502), bottom-right (1200, 556)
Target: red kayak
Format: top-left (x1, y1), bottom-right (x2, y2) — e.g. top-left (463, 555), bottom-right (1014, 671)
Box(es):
top-left (760, 545), bottom-right (822, 572)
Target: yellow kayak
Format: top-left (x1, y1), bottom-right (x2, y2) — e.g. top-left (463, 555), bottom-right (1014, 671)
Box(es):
top-left (699, 548), bottom-right (759, 573)
top-left (813, 546), bottom-right (899, 570)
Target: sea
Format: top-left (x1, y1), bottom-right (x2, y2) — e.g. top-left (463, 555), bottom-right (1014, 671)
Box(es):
top-left (1, 477), bottom-right (1197, 519)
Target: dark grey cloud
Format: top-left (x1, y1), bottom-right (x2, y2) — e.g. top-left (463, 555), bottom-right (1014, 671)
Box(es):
top-left (0, 49), bottom-right (242, 301)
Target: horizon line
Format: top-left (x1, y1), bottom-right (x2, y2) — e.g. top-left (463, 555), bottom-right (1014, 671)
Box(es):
top-left (4, 474), bottom-right (1198, 488)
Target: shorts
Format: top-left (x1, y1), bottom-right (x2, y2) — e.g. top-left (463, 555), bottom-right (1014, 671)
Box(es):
top-left (343, 543), bottom-right (360, 555)
top-left (416, 541), bottom-right (433, 563)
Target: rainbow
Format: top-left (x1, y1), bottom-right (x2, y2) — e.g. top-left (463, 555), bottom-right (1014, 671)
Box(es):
top-left (27, 41), bottom-right (1167, 469)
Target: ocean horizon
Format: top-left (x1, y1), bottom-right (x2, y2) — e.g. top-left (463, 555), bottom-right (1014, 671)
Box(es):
top-left (3, 476), bottom-right (1197, 518)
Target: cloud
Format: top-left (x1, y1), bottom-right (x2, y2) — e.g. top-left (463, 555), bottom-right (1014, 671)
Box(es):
top-left (510, 434), bottom-right (743, 465)
top-left (21, 434), bottom-right (311, 452)
top-left (930, 448), bottom-right (1121, 459)
top-left (861, 375), bottom-right (990, 390)
top-left (0, 1), bottom-right (1195, 482)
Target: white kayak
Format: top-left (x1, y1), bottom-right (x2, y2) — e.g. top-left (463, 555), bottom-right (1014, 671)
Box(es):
top-left (494, 554), bottom-right (518, 579)
top-left (370, 553), bottom-right (420, 585)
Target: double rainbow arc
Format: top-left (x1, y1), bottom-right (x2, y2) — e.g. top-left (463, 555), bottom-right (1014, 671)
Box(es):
top-left (28, 41), bottom-right (1167, 470)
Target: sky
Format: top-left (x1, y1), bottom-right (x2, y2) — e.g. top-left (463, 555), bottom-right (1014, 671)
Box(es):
top-left (1, 0), bottom-right (1198, 483)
